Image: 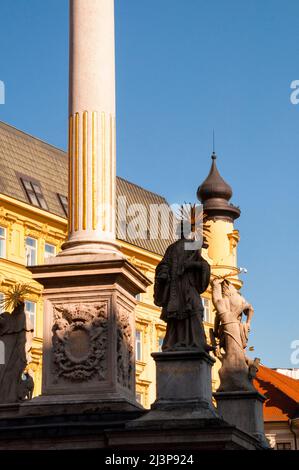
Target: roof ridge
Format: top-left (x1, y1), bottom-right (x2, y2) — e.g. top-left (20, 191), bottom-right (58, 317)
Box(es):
top-left (266, 366), bottom-right (299, 387)
top-left (117, 175), bottom-right (169, 202)
top-left (0, 120), bottom-right (67, 154)
top-left (257, 365), bottom-right (299, 403)
top-left (0, 120), bottom-right (173, 255)
top-left (0, 121), bottom-right (170, 203)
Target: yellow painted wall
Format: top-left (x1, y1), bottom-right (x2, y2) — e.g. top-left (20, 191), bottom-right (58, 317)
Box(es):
top-left (0, 194), bottom-right (240, 407)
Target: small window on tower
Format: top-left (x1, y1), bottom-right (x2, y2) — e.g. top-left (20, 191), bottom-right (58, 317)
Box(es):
top-left (136, 393), bottom-right (143, 405)
top-left (135, 330), bottom-right (143, 361)
top-left (58, 194), bottom-right (68, 217)
top-left (202, 298), bottom-right (211, 323)
top-left (20, 178), bottom-right (48, 210)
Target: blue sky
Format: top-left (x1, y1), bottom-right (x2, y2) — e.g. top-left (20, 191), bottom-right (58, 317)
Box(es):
top-left (0, 0), bottom-right (298, 368)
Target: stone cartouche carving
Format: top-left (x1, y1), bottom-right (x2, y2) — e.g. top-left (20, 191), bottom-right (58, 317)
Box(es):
top-left (52, 303), bottom-right (108, 382)
top-left (211, 278), bottom-right (260, 391)
top-left (154, 238), bottom-right (211, 352)
top-left (117, 307), bottom-right (133, 389)
top-left (0, 302), bottom-right (34, 403)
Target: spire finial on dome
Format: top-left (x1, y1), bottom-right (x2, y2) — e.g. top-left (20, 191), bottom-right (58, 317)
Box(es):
top-left (196, 153), bottom-right (240, 221)
top-left (212, 129), bottom-right (215, 154)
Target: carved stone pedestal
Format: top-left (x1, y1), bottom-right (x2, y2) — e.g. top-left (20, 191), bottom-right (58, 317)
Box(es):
top-left (0, 346), bottom-right (266, 451)
top-left (115, 351), bottom-right (265, 450)
top-left (153, 351), bottom-right (217, 414)
top-left (214, 390), bottom-right (269, 448)
top-left (28, 255), bottom-right (151, 413)
top-left (128, 350), bottom-right (218, 429)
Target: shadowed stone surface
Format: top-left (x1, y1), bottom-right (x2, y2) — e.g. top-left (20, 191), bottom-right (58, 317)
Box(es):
top-left (214, 390), bottom-right (269, 448)
top-left (28, 257), bottom-right (151, 412)
top-left (127, 351), bottom-right (218, 429)
top-left (152, 351), bottom-right (216, 412)
top-left (0, 406), bottom-right (266, 450)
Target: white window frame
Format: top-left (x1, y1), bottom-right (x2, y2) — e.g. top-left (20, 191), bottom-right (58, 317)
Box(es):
top-left (135, 330), bottom-right (143, 361)
top-left (25, 300), bottom-right (36, 334)
top-left (0, 227), bottom-right (6, 259)
top-left (136, 392), bottom-right (143, 405)
top-left (44, 242), bottom-right (56, 262)
top-left (25, 237), bottom-right (37, 266)
top-left (158, 336), bottom-right (164, 352)
top-left (202, 297), bottom-right (211, 323)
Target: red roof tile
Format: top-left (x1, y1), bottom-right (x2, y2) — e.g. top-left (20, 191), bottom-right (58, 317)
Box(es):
top-left (254, 365), bottom-right (299, 422)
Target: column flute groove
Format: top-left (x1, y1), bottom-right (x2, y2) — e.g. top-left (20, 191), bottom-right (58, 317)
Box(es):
top-left (92, 111), bottom-right (97, 230)
top-left (74, 112), bottom-right (79, 232)
top-left (82, 111), bottom-right (88, 230)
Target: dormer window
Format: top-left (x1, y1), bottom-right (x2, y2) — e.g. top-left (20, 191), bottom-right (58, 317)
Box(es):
top-left (57, 194), bottom-right (68, 217)
top-left (21, 178), bottom-right (48, 210)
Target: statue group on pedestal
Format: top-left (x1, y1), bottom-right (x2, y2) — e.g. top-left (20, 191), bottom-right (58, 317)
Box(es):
top-left (153, 206), bottom-right (260, 393)
top-left (0, 214), bottom-right (260, 403)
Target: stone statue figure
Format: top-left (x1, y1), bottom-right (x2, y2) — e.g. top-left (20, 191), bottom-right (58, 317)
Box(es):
top-left (211, 277), bottom-right (259, 392)
top-left (18, 370), bottom-right (34, 401)
top-left (0, 302), bottom-right (34, 403)
top-left (154, 238), bottom-right (211, 352)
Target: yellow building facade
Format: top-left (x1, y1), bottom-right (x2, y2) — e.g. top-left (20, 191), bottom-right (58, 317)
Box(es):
top-left (0, 122), bottom-right (241, 408)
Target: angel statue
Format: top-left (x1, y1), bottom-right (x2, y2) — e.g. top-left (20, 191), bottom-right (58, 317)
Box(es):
top-left (211, 276), bottom-right (260, 392)
top-left (0, 284), bottom-right (34, 403)
top-left (154, 204), bottom-right (212, 352)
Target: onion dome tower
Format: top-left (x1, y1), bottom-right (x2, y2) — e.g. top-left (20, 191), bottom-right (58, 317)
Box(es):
top-left (197, 153), bottom-right (240, 222)
top-left (197, 153), bottom-right (241, 283)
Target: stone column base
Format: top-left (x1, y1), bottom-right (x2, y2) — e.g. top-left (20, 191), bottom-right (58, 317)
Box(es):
top-left (18, 394), bottom-right (141, 417)
top-left (214, 390), bottom-right (269, 447)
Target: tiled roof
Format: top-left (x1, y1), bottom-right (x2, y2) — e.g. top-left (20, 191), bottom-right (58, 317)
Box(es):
top-left (0, 121), bottom-right (175, 255)
top-left (254, 365), bottom-right (299, 422)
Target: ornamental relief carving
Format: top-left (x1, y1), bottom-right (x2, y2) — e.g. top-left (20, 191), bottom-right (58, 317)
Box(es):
top-left (52, 302), bottom-right (108, 382)
top-left (117, 307), bottom-right (133, 389)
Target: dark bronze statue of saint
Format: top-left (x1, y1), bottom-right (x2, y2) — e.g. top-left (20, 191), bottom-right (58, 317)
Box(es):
top-left (154, 236), bottom-right (211, 352)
